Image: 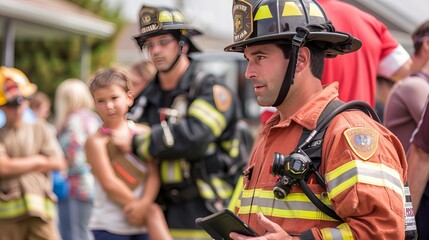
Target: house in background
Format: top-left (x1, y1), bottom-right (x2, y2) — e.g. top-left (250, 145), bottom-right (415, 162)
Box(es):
top-left (0, 0), bottom-right (115, 80)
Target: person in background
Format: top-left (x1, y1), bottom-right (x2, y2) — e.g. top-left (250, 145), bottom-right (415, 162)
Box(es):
top-left (259, 0), bottom-right (412, 125)
top-left (54, 79), bottom-right (101, 240)
top-left (112, 4), bottom-right (243, 240)
top-left (86, 67), bottom-right (171, 240)
top-left (375, 75), bottom-right (395, 122)
top-left (29, 91), bottom-right (52, 121)
top-left (127, 60), bottom-right (157, 122)
top-left (384, 20), bottom-right (429, 152)
top-left (224, 0), bottom-right (407, 239)
top-left (319, 0), bottom-right (411, 106)
top-left (0, 66), bottom-right (66, 240)
top-left (408, 96), bottom-right (429, 240)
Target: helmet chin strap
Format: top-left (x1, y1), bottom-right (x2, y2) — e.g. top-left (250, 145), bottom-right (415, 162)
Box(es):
top-left (159, 40), bottom-right (186, 73)
top-left (272, 28), bottom-right (310, 107)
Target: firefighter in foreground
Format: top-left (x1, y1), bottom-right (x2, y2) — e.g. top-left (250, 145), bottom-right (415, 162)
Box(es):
top-left (225, 0), bottom-right (407, 239)
top-left (113, 5), bottom-right (244, 240)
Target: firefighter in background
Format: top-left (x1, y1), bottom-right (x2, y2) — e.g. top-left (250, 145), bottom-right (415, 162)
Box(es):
top-left (0, 66), bottom-right (66, 240)
top-left (224, 0), bottom-right (407, 239)
top-left (113, 5), bottom-right (243, 240)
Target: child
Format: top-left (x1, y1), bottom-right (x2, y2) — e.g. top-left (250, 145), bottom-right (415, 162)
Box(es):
top-left (0, 66), bottom-right (65, 240)
top-left (85, 67), bottom-right (171, 240)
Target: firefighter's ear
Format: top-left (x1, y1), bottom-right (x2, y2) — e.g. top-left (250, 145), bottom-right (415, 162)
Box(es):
top-left (295, 47), bottom-right (310, 73)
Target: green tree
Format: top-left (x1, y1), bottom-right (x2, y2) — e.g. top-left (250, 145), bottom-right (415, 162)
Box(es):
top-left (14, 0), bottom-right (125, 102)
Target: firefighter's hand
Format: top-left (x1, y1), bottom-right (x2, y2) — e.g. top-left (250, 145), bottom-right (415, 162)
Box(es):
top-left (229, 212), bottom-right (297, 240)
top-left (111, 129), bottom-right (134, 153)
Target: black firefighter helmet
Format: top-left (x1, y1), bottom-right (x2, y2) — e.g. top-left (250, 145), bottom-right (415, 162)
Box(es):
top-left (224, 0), bottom-right (362, 106)
top-left (133, 5), bottom-right (202, 53)
top-left (224, 0), bottom-right (361, 56)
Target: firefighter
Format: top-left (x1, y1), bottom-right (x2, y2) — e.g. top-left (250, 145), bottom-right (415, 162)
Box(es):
top-left (0, 67), bottom-right (66, 240)
top-left (224, 0), bottom-right (407, 239)
top-left (113, 5), bottom-right (243, 240)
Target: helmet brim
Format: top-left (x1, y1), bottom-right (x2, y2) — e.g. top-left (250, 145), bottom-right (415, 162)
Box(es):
top-left (224, 31), bottom-right (361, 57)
top-left (133, 24), bottom-right (202, 50)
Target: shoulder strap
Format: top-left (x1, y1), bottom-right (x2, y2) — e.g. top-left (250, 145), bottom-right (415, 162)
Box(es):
top-left (298, 100), bottom-right (344, 175)
top-left (189, 71), bottom-right (210, 100)
top-left (296, 100), bottom-right (379, 222)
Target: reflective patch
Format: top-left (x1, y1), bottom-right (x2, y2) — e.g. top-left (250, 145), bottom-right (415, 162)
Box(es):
top-left (213, 85), bottom-right (232, 112)
top-left (344, 127), bottom-right (379, 160)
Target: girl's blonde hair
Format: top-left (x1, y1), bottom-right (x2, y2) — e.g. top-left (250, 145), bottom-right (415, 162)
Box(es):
top-left (88, 67), bottom-right (133, 94)
top-left (54, 79), bottom-right (94, 131)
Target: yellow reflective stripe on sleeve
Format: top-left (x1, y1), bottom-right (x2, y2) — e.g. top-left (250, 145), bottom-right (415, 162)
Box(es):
top-left (135, 132), bottom-right (153, 162)
top-left (309, 3), bottom-right (324, 17)
top-left (211, 177), bottom-right (233, 199)
top-left (320, 223), bottom-right (354, 240)
top-left (325, 160), bottom-right (404, 199)
top-left (196, 179), bottom-right (215, 199)
top-left (238, 189), bottom-right (338, 221)
top-left (0, 194), bottom-right (56, 219)
top-left (188, 99), bottom-right (226, 137)
top-left (254, 5), bottom-right (273, 20)
top-left (160, 160), bottom-right (183, 184)
top-left (283, 2), bottom-right (303, 16)
top-left (170, 228), bottom-right (211, 239)
top-left (221, 139), bottom-right (240, 158)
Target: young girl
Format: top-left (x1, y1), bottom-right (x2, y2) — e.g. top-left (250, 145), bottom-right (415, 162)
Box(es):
top-left (85, 67), bottom-right (171, 240)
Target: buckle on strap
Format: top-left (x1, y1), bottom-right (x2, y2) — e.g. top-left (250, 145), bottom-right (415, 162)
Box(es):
top-left (292, 27), bottom-right (310, 48)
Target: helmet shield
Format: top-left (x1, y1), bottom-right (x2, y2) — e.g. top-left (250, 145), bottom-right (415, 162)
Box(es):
top-left (133, 5), bottom-right (202, 51)
top-left (0, 67), bottom-right (37, 106)
top-left (225, 0), bottom-right (361, 57)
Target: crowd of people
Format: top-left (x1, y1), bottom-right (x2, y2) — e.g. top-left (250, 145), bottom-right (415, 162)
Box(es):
top-left (1, 0), bottom-right (429, 240)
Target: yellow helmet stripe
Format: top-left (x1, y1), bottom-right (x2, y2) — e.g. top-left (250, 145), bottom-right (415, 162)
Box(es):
top-left (254, 5), bottom-right (273, 21)
top-left (325, 160), bottom-right (404, 199)
top-left (283, 2), bottom-right (303, 16)
top-left (159, 10), bottom-right (173, 23)
top-left (172, 10), bottom-right (185, 23)
top-left (309, 3), bottom-right (324, 17)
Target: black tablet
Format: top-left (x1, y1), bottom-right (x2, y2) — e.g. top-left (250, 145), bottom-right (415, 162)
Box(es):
top-left (195, 209), bottom-right (259, 240)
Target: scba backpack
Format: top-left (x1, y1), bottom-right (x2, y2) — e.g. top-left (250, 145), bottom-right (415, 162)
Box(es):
top-left (272, 100), bottom-right (417, 239)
